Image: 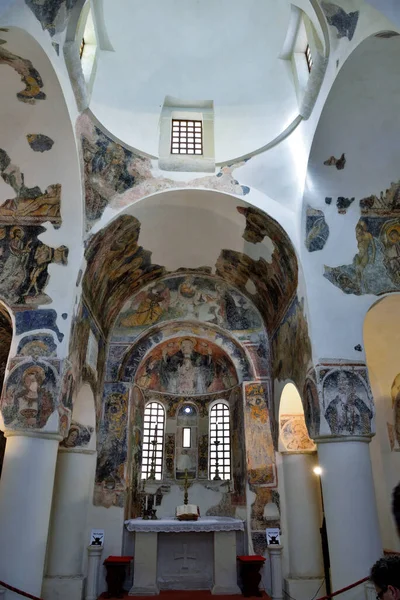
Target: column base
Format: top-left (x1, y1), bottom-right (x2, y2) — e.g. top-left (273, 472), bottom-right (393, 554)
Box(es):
top-left (284, 578), bottom-right (325, 600)
top-left (128, 585), bottom-right (160, 596)
top-left (211, 584), bottom-right (242, 595)
top-left (42, 575), bottom-right (85, 600)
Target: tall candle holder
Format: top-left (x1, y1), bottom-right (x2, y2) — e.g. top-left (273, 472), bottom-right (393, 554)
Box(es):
top-left (148, 424), bottom-right (158, 480)
top-left (213, 438), bottom-right (222, 481)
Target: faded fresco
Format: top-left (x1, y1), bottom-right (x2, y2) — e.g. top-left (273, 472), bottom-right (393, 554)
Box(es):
top-left (17, 334), bottom-right (57, 358)
top-left (83, 214), bottom-right (165, 334)
top-left (304, 373), bottom-right (320, 438)
top-left (325, 181), bottom-right (400, 295)
top-left (16, 309), bottom-right (64, 342)
top-left (25, 0), bottom-right (79, 36)
top-left (322, 368), bottom-right (373, 436)
top-left (95, 386), bottom-right (129, 507)
top-left (0, 37), bottom-right (46, 103)
top-left (78, 114), bottom-right (250, 228)
top-left (244, 382), bottom-right (275, 486)
top-left (280, 414), bottom-right (315, 451)
top-left (60, 420), bottom-right (93, 448)
top-left (305, 206), bottom-right (329, 252)
top-left (391, 373), bottom-right (400, 447)
top-left (321, 2), bottom-right (359, 41)
top-left (136, 337), bottom-right (238, 394)
top-left (115, 275), bottom-right (262, 339)
top-left (272, 297), bottom-right (312, 389)
top-left (0, 306), bottom-right (12, 393)
top-left (215, 206), bottom-right (298, 332)
top-left (2, 361), bottom-right (57, 429)
top-left (324, 153), bottom-right (346, 170)
top-left (27, 134), bottom-right (54, 153)
top-left (0, 149), bottom-right (61, 227)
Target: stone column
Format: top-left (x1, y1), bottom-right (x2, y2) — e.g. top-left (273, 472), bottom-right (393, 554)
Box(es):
top-left (42, 446), bottom-right (97, 600)
top-left (0, 431), bottom-right (60, 597)
top-left (268, 544), bottom-right (283, 600)
top-left (282, 451), bottom-right (325, 600)
top-left (317, 438), bottom-right (382, 600)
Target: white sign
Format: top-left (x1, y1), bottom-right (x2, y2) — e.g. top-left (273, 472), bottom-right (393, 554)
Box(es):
top-left (266, 528), bottom-right (280, 545)
top-left (90, 529), bottom-right (105, 546)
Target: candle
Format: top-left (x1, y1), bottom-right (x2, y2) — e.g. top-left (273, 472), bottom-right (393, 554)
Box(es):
top-left (215, 419), bottom-right (219, 440)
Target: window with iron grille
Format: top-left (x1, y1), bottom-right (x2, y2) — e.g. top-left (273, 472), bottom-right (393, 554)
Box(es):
top-left (171, 119), bottom-right (203, 155)
top-left (141, 401), bottom-right (165, 480)
top-left (209, 402), bottom-right (231, 481)
top-left (305, 44), bottom-right (313, 73)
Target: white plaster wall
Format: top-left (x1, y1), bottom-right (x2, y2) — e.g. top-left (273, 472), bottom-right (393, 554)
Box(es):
top-left (0, 25), bottom-right (83, 358)
top-left (90, 0), bottom-right (299, 162)
top-left (364, 295), bottom-right (400, 552)
top-left (300, 33), bottom-right (400, 361)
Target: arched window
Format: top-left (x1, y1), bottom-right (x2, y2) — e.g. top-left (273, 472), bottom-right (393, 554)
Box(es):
top-left (209, 402), bottom-right (231, 481)
top-left (141, 401), bottom-right (165, 480)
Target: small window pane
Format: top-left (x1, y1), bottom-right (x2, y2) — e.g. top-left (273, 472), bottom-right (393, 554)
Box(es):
top-left (183, 427), bottom-right (191, 448)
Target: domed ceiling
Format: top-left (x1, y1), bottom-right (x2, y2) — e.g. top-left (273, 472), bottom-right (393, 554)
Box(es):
top-left (89, 0), bottom-right (307, 162)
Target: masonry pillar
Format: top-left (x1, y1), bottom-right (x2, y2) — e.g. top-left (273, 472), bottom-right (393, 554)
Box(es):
top-left (317, 438), bottom-right (382, 600)
top-left (42, 446), bottom-right (97, 600)
top-left (0, 431), bottom-right (60, 597)
top-left (282, 451), bottom-right (325, 600)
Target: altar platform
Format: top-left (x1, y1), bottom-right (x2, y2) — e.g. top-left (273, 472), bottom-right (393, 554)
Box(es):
top-left (124, 517), bottom-right (245, 595)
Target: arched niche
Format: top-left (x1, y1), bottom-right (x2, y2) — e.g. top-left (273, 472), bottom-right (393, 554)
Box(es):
top-left (364, 294), bottom-right (400, 551)
top-left (278, 382), bottom-right (315, 453)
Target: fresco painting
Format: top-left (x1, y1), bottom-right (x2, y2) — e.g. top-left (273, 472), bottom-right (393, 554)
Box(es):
top-left (280, 414), bottom-right (315, 451)
top-left (2, 361), bottom-right (57, 429)
top-left (0, 149), bottom-right (61, 227)
top-left (115, 275), bottom-right (262, 338)
top-left (324, 153), bottom-right (346, 170)
top-left (15, 309), bottom-right (64, 342)
top-left (83, 214), bottom-right (165, 334)
top-left (0, 307), bottom-right (12, 393)
top-left (321, 2), bottom-right (359, 41)
top-left (78, 114), bottom-right (251, 228)
top-left (322, 368), bottom-right (373, 436)
top-left (17, 334), bottom-right (57, 358)
top-left (26, 134), bottom-right (54, 153)
top-left (136, 337), bottom-right (238, 395)
top-left (303, 374), bottom-right (320, 438)
top-left (244, 382), bottom-right (275, 485)
top-left (305, 206), bottom-right (329, 252)
top-left (25, 0), bottom-right (80, 36)
top-left (391, 373), bottom-right (400, 447)
top-left (95, 385), bottom-right (130, 507)
top-left (325, 181), bottom-right (400, 295)
top-left (0, 37), bottom-right (46, 103)
top-left (117, 321), bottom-right (252, 385)
top-left (272, 297), bottom-right (312, 389)
top-left (60, 420), bottom-right (93, 448)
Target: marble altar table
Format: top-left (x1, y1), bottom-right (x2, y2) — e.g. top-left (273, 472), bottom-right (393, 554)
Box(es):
top-left (124, 516), bottom-right (244, 595)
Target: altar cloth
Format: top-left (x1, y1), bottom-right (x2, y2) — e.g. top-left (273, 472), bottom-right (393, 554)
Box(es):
top-left (124, 516), bottom-right (244, 533)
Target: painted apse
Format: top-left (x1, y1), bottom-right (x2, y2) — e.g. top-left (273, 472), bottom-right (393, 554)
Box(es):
top-left (76, 194), bottom-right (308, 554)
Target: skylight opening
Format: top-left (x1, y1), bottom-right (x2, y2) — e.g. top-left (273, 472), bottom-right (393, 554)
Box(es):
top-left (171, 119), bottom-right (203, 155)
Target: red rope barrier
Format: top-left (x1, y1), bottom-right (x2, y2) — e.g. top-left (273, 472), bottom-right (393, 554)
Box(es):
top-left (316, 576), bottom-right (370, 600)
top-left (0, 580), bottom-right (43, 600)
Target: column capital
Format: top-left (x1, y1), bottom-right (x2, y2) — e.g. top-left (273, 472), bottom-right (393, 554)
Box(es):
top-left (4, 429), bottom-right (63, 442)
top-left (281, 449), bottom-right (317, 456)
top-left (315, 434), bottom-right (373, 445)
top-left (59, 447), bottom-right (96, 455)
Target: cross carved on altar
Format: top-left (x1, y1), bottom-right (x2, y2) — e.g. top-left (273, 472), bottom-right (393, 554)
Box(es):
top-left (174, 544), bottom-right (196, 570)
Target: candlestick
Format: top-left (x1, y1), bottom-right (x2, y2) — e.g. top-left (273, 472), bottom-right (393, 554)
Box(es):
top-left (149, 423), bottom-right (158, 480)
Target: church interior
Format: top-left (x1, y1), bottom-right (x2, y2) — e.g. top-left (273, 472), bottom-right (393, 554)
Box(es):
top-left (0, 1), bottom-right (399, 600)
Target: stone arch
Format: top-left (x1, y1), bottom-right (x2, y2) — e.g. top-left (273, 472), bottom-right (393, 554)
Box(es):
top-left (279, 381), bottom-right (315, 452)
